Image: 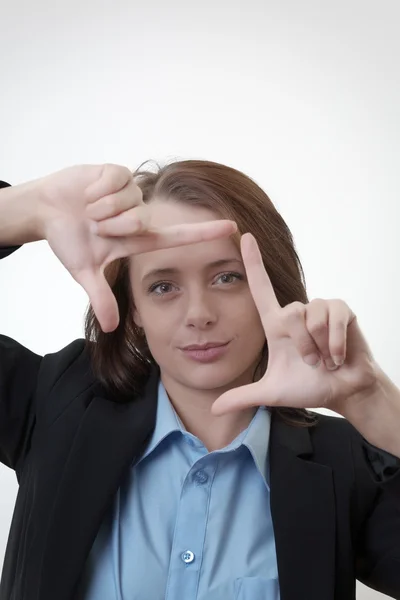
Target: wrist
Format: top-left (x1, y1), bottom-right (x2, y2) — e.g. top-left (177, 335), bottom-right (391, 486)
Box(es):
top-left (339, 365), bottom-right (400, 457)
top-left (0, 177), bottom-right (47, 245)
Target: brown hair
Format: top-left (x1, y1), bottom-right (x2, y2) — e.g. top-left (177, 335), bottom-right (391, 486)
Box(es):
top-left (84, 159), bottom-right (318, 428)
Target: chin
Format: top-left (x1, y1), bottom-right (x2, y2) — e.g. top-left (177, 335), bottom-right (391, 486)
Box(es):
top-left (180, 365), bottom-right (246, 391)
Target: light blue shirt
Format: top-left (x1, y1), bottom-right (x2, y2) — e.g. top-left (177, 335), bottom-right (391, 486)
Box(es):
top-left (77, 380), bottom-right (280, 600)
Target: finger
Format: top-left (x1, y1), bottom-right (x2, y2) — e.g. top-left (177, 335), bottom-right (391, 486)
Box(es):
top-left (306, 299), bottom-right (349, 369)
top-left (212, 380), bottom-right (266, 416)
top-left (150, 220), bottom-right (238, 250)
top-left (84, 164), bottom-right (134, 204)
top-left (86, 179), bottom-right (143, 221)
top-left (75, 268), bottom-right (120, 333)
top-left (117, 219), bottom-right (238, 254)
top-left (304, 299), bottom-right (332, 367)
top-left (327, 301), bottom-right (351, 366)
top-left (241, 233), bottom-right (280, 321)
top-left (281, 302), bottom-right (322, 367)
top-left (93, 205), bottom-right (152, 237)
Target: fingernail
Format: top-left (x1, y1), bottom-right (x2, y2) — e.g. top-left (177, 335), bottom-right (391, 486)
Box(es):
top-left (325, 357), bottom-right (338, 370)
top-left (333, 356), bottom-right (344, 366)
top-left (303, 353), bottom-right (321, 367)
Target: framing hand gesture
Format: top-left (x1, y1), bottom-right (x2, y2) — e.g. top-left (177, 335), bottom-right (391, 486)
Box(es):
top-left (212, 233), bottom-right (378, 416)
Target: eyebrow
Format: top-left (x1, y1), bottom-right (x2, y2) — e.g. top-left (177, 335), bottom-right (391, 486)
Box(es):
top-left (141, 258), bottom-right (243, 283)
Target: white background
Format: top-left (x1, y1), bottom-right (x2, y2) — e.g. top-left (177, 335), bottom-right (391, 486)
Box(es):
top-left (0, 0), bottom-right (399, 597)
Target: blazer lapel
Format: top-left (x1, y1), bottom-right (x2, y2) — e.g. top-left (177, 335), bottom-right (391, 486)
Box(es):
top-left (39, 365), bottom-right (160, 600)
top-left (269, 412), bottom-right (336, 600)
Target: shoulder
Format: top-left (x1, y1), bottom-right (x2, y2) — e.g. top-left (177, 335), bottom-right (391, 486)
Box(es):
top-left (35, 338), bottom-right (98, 418)
top-left (309, 411), bottom-right (393, 471)
top-left (40, 337), bottom-right (97, 391)
top-left (308, 411), bottom-right (400, 502)
top-left (307, 411), bottom-right (373, 485)
top-left (308, 410), bottom-right (358, 452)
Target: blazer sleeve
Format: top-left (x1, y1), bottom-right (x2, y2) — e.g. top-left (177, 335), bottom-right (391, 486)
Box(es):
top-left (353, 427), bottom-right (400, 598)
top-left (0, 180), bottom-right (22, 257)
top-left (0, 180), bottom-right (43, 472)
top-left (363, 439), bottom-right (400, 487)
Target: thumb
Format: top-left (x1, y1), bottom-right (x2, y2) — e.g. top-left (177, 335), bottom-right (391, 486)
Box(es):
top-left (211, 381), bottom-right (265, 416)
top-left (77, 268), bottom-right (120, 333)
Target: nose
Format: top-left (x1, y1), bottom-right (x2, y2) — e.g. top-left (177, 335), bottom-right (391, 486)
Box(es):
top-left (184, 289), bottom-right (217, 329)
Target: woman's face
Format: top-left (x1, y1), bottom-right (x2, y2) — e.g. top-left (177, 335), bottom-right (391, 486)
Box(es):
top-left (129, 199), bottom-right (266, 394)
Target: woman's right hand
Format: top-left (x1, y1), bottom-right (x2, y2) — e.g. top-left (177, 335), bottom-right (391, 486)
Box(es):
top-left (39, 164), bottom-right (237, 333)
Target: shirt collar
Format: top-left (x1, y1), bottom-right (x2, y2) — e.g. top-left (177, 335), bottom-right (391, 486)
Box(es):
top-left (137, 379), bottom-right (271, 489)
top-left (137, 379), bottom-right (183, 464)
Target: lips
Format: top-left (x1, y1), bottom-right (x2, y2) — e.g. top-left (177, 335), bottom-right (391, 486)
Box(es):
top-left (181, 342), bottom-right (228, 351)
top-left (180, 341), bottom-right (231, 363)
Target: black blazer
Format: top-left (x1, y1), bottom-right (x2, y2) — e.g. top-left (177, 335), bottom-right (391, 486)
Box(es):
top-left (1, 198), bottom-right (400, 599)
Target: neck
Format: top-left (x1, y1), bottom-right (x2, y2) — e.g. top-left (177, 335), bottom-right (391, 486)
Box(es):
top-left (160, 370), bottom-right (258, 452)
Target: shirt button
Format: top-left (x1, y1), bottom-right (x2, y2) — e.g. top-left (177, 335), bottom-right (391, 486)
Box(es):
top-left (194, 470), bottom-right (208, 484)
top-left (181, 550), bottom-right (195, 564)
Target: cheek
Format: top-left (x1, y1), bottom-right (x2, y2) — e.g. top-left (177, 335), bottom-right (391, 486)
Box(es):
top-left (141, 319), bottom-right (172, 349)
top-left (143, 324), bottom-right (176, 368)
top-left (236, 301), bottom-right (266, 347)
top-left (235, 294), bottom-right (263, 328)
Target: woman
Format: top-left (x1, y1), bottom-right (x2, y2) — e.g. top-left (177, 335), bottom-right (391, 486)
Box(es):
top-left (0, 161), bottom-right (400, 600)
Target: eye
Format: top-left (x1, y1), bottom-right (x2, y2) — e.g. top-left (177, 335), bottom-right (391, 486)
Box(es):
top-left (147, 272), bottom-right (244, 297)
top-left (215, 272), bottom-right (244, 285)
top-left (148, 281), bottom-right (176, 296)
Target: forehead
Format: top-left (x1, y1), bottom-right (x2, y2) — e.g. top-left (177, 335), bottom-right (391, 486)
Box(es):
top-left (130, 199), bottom-right (241, 277)
top-left (148, 198), bottom-right (218, 227)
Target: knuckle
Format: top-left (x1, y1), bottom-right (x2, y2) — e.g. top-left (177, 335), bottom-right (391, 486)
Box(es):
top-left (122, 165), bottom-right (133, 178)
top-left (331, 298), bottom-right (346, 307)
top-left (129, 213), bottom-right (143, 228)
top-left (307, 320), bottom-right (328, 336)
top-left (138, 205), bottom-right (152, 224)
top-left (121, 209), bottom-right (142, 231)
top-left (332, 320), bottom-right (346, 331)
top-left (299, 340), bottom-right (318, 356)
top-left (94, 221), bottom-right (104, 235)
top-left (292, 301), bottom-right (306, 313)
top-left (282, 301), bottom-right (305, 322)
top-left (102, 163), bottom-right (119, 177)
top-left (105, 163), bottom-right (132, 187)
top-left (132, 184), bottom-right (144, 205)
top-left (105, 195), bottom-right (119, 210)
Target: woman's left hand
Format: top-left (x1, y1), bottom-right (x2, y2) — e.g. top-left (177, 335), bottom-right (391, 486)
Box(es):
top-left (212, 233), bottom-right (379, 416)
